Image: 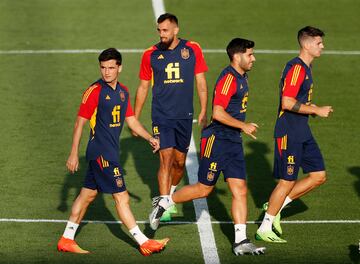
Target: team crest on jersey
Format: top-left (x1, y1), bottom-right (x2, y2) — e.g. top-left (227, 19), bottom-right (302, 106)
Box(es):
top-left (181, 48), bottom-right (190, 59)
top-left (207, 171), bottom-right (215, 181)
top-left (116, 178), bottom-right (123, 188)
top-left (287, 165), bottom-right (294, 175)
top-left (119, 91), bottom-right (125, 102)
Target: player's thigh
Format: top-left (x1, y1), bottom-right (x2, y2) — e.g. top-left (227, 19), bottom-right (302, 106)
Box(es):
top-left (152, 121), bottom-right (176, 150)
top-left (223, 142), bottom-right (247, 182)
top-left (198, 136), bottom-right (226, 186)
top-left (273, 135), bottom-right (303, 181)
top-left (174, 119), bottom-right (193, 153)
top-left (87, 157), bottom-right (127, 194)
top-left (301, 137), bottom-right (325, 174)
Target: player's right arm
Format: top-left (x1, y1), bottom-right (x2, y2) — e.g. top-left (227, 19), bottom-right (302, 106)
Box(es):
top-left (134, 48), bottom-right (153, 120)
top-left (134, 79), bottom-right (151, 120)
top-left (281, 64), bottom-right (333, 117)
top-left (212, 73), bottom-right (258, 139)
top-left (66, 116), bottom-right (88, 174)
top-left (212, 105), bottom-right (258, 139)
top-left (282, 96), bottom-right (333, 117)
top-left (67, 84), bottom-right (100, 173)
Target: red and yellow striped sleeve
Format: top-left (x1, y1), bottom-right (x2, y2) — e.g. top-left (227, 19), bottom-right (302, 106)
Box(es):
top-left (282, 64), bottom-right (306, 98)
top-left (78, 83), bottom-right (101, 119)
top-left (139, 46), bottom-right (156, 81)
top-left (120, 84), bottom-right (134, 117)
top-left (213, 73), bottom-right (237, 109)
top-left (186, 41), bottom-right (208, 74)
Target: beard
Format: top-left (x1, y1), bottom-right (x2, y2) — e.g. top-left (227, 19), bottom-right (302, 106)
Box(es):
top-left (158, 37), bottom-right (174, 50)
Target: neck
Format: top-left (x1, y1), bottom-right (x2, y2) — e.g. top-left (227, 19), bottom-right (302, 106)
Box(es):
top-left (106, 80), bottom-right (117, 90)
top-left (168, 37), bottom-right (180, 50)
top-left (298, 50), bottom-right (314, 67)
top-left (230, 62), bottom-right (245, 76)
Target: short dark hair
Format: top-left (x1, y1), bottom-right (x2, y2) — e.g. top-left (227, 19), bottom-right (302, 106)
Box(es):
top-left (157, 13), bottom-right (178, 25)
top-left (226, 38), bottom-right (255, 61)
top-left (98, 48), bottom-right (122, 65)
top-left (297, 26), bottom-right (325, 46)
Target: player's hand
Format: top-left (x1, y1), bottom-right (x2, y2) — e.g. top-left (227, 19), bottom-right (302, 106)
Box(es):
top-left (198, 111), bottom-right (207, 130)
top-left (66, 153), bottom-right (79, 174)
top-left (315, 106), bottom-right (333, 117)
top-left (149, 136), bottom-right (160, 153)
top-left (242, 122), bottom-right (259, 140)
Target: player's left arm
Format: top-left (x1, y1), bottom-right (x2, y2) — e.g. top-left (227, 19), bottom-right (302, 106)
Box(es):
top-left (125, 116), bottom-right (159, 152)
top-left (189, 41), bottom-right (208, 129)
top-left (195, 72), bottom-right (208, 129)
top-left (281, 64), bottom-right (333, 117)
top-left (212, 105), bottom-right (258, 139)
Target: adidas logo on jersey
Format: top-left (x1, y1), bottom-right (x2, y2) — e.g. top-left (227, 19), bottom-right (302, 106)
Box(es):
top-left (105, 95), bottom-right (111, 100)
top-left (157, 54), bottom-right (164, 59)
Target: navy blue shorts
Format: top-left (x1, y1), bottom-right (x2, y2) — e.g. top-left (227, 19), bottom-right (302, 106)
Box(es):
top-left (198, 135), bottom-right (246, 186)
top-left (152, 119), bottom-right (193, 153)
top-left (273, 135), bottom-right (325, 181)
top-left (83, 156), bottom-right (126, 193)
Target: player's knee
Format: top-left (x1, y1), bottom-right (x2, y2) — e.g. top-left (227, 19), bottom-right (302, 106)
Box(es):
top-left (113, 191), bottom-right (130, 207)
top-left (312, 171), bottom-right (327, 186)
top-left (198, 183), bottom-right (214, 198)
top-left (234, 185), bottom-right (247, 198)
top-left (278, 179), bottom-right (296, 190)
top-left (173, 158), bottom-right (185, 171)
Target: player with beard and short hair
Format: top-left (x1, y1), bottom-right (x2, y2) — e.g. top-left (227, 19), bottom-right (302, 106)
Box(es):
top-left (133, 13), bottom-right (208, 222)
top-left (149, 38), bottom-right (266, 256)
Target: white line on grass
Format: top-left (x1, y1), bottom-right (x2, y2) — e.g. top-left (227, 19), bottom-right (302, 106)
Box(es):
top-left (186, 134), bottom-right (221, 264)
top-left (0, 49), bottom-right (360, 55)
top-left (151, 0), bottom-right (165, 22)
top-left (1, 218), bottom-right (359, 224)
top-left (150, 2), bottom-right (220, 264)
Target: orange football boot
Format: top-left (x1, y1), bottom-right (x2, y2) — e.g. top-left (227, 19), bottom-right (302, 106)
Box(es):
top-left (57, 236), bottom-right (90, 254)
top-left (139, 238), bottom-right (170, 256)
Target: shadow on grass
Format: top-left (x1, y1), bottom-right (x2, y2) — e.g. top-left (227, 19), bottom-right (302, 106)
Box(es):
top-left (245, 141), bottom-right (308, 222)
top-left (348, 244), bottom-right (360, 264)
top-left (120, 135), bottom-right (194, 238)
top-left (348, 166), bottom-right (360, 197)
top-left (57, 156), bottom-right (137, 249)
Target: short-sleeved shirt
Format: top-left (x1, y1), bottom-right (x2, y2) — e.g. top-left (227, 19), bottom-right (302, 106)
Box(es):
top-left (202, 65), bottom-right (249, 143)
top-left (274, 57), bottom-right (314, 142)
top-left (78, 79), bottom-right (134, 162)
top-left (139, 38), bottom-right (208, 121)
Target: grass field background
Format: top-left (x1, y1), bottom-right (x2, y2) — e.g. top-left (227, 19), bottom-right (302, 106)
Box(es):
top-left (0, 0), bottom-right (359, 263)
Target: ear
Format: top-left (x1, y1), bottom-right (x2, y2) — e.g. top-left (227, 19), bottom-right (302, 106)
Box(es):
top-left (174, 26), bottom-right (179, 36)
top-left (118, 65), bottom-right (122, 73)
top-left (233, 53), bottom-right (241, 63)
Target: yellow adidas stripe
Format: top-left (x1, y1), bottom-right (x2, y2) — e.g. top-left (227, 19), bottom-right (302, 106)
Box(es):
top-left (291, 65), bottom-right (301, 86)
top-left (82, 85), bottom-right (97, 104)
top-left (281, 135), bottom-right (287, 150)
top-left (221, 75), bottom-right (233, 95)
top-left (204, 135), bottom-right (215, 158)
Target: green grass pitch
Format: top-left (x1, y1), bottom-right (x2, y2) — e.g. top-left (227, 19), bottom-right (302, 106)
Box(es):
top-left (0, 0), bottom-right (359, 263)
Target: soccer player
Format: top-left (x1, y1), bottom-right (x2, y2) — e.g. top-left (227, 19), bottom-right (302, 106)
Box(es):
top-left (256, 26), bottom-right (333, 243)
top-left (149, 38), bottom-right (266, 256)
top-left (57, 48), bottom-right (169, 256)
top-left (133, 13), bottom-right (208, 221)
